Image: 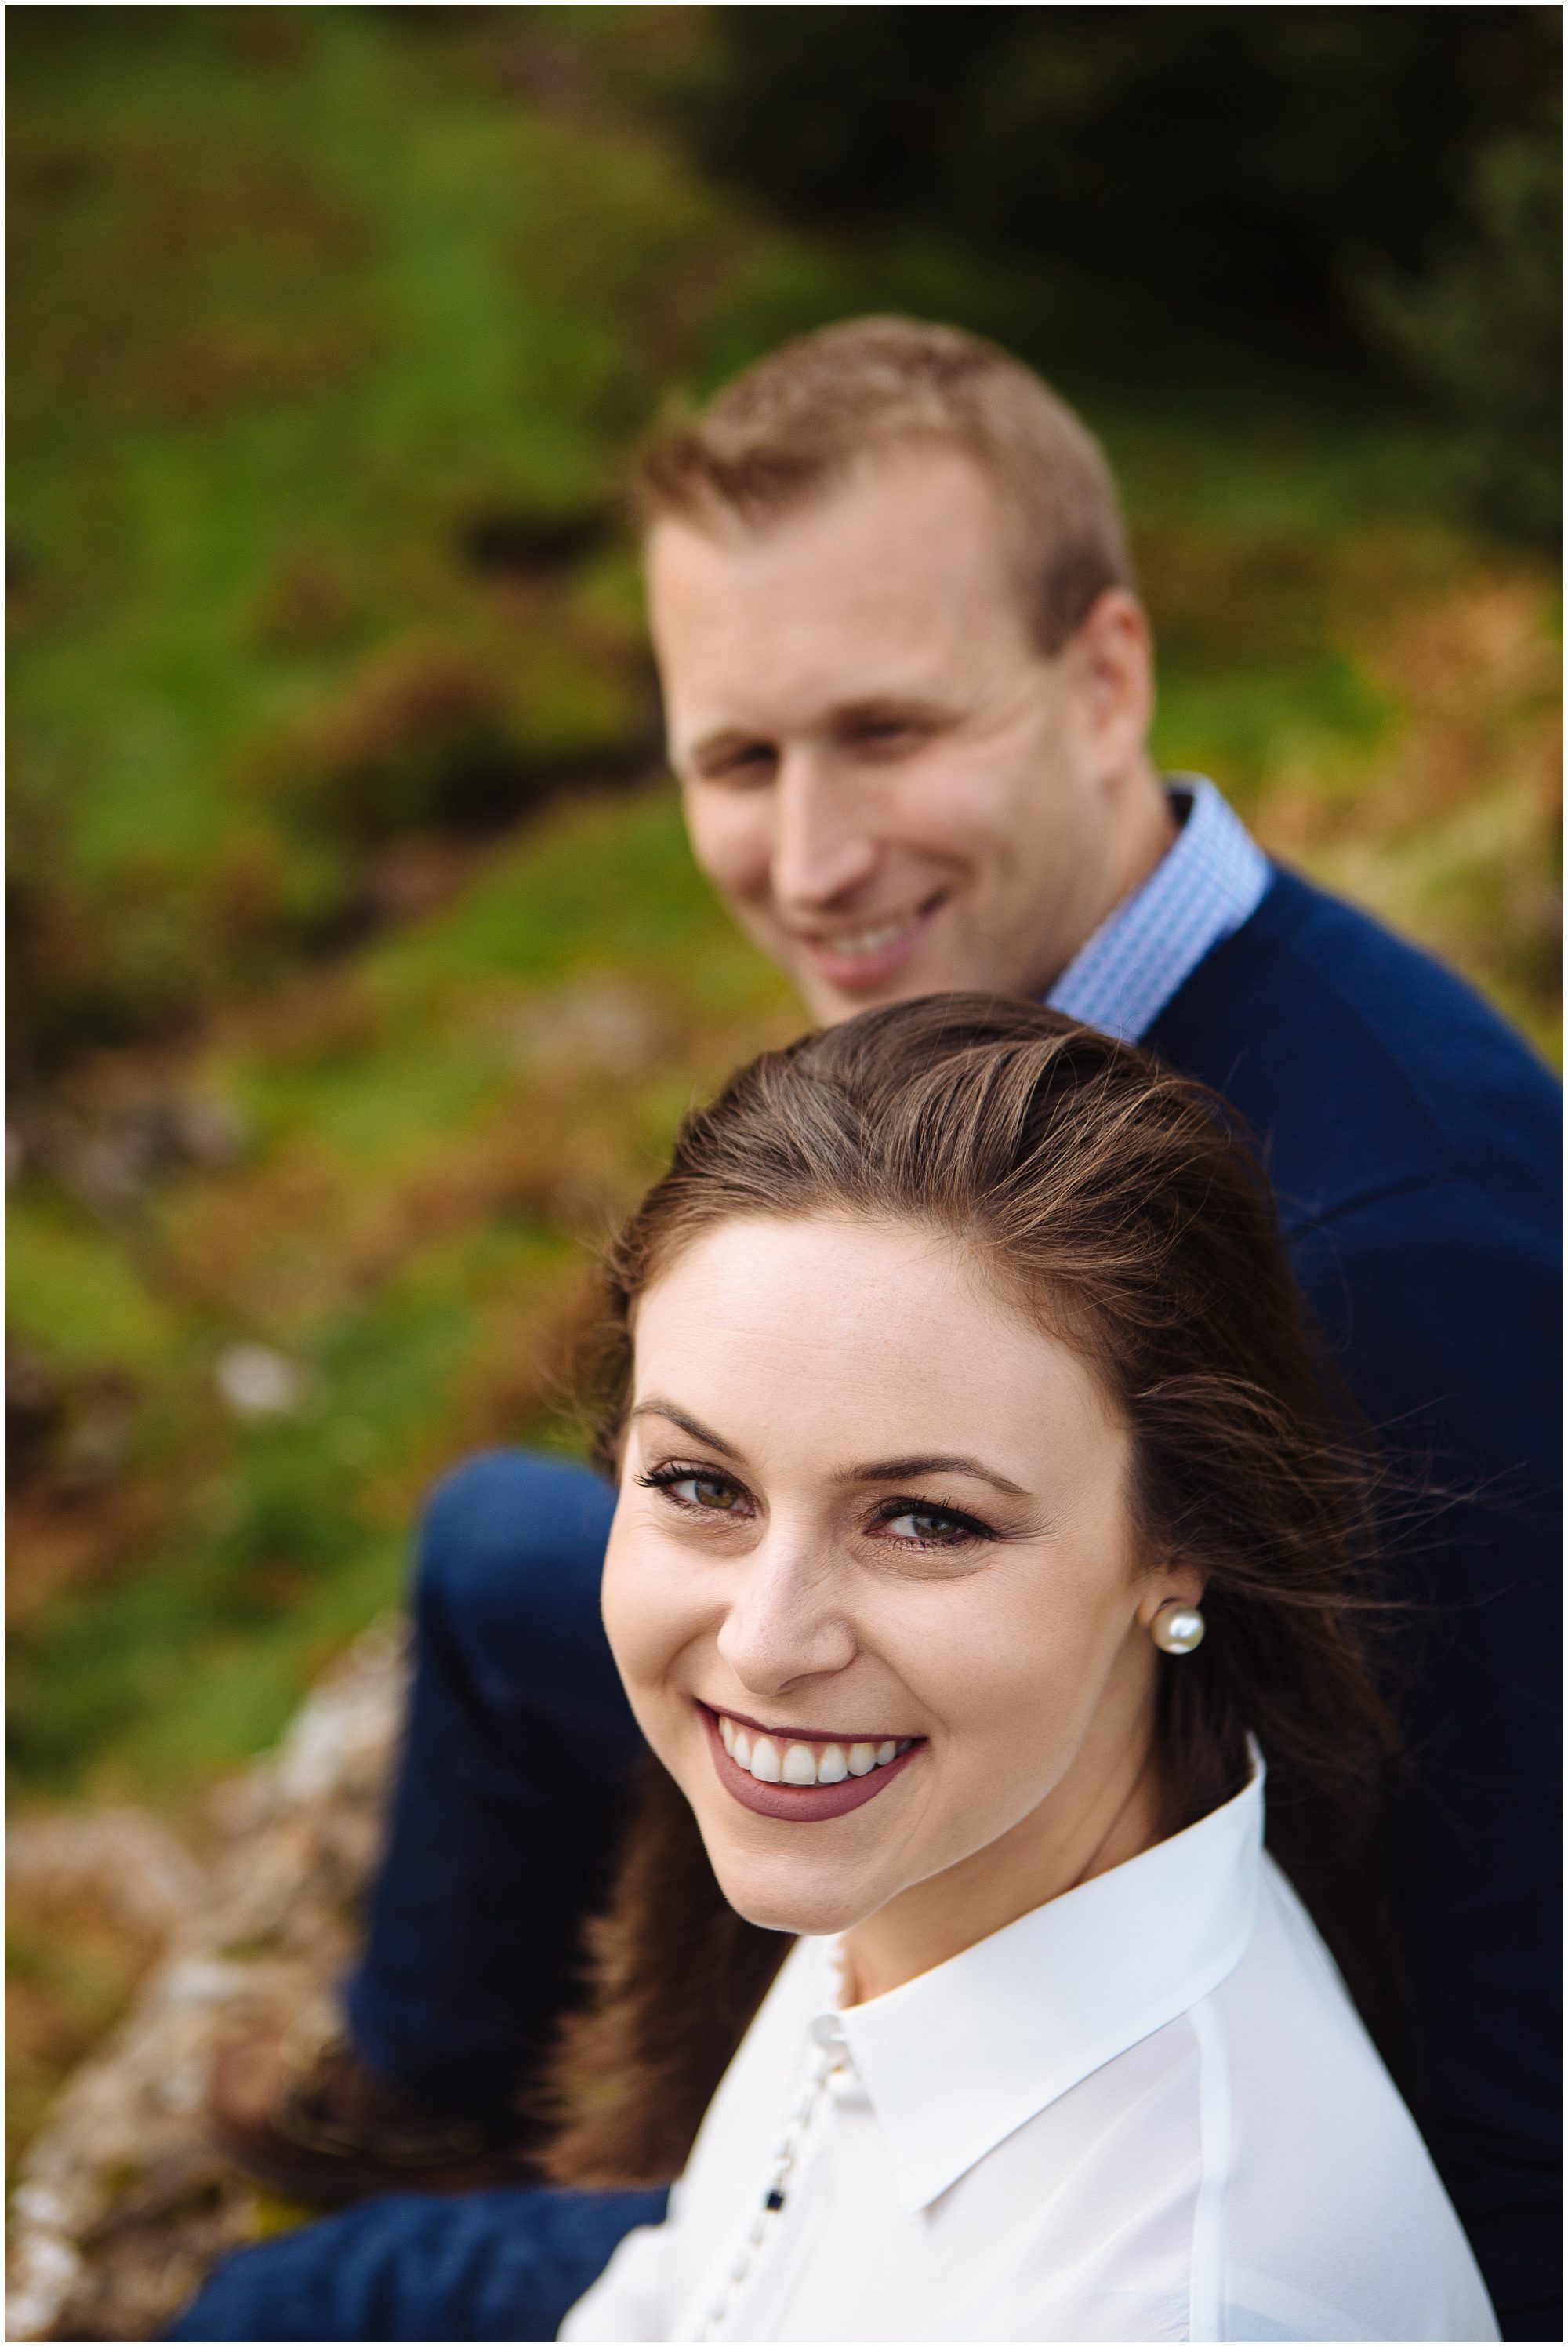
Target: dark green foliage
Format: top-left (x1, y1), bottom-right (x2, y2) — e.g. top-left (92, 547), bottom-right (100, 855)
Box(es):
top-left (685, 6), bottom-right (1557, 375)
top-left (1356, 116), bottom-right (1563, 546)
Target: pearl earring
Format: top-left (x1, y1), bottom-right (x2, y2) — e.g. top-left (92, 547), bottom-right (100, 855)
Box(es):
top-left (1150, 1598), bottom-right (1206, 1655)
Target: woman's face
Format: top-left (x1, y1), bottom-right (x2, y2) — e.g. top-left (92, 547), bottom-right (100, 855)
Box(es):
top-left (602, 1213), bottom-right (1195, 1982)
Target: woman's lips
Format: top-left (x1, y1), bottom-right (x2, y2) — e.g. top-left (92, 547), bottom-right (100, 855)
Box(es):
top-left (699, 1705), bottom-right (924, 1822)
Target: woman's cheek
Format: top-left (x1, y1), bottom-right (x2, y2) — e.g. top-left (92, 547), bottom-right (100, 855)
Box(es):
top-left (598, 1525), bottom-right (662, 1695)
top-left (919, 1594), bottom-right (1091, 1796)
top-left (601, 1524), bottom-right (701, 1712)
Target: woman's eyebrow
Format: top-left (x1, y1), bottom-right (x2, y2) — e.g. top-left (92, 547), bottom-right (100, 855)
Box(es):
top-left (628, 1412), bottom-right (1029, 1499)
top-left (833, 1452), bottom-right (1030, 1499)
top-left (629, 1398), bottom-right (743, 1459)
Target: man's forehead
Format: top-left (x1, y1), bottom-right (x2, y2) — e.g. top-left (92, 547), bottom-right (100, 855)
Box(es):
top-left (646, 454), bottom-right (1033, 731)
top-left (645, 446), bottom-right (1011, 600)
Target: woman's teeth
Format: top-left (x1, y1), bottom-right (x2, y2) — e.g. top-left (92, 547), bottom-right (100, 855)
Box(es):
top-left (717, 1713), bottom-right (913, 1787)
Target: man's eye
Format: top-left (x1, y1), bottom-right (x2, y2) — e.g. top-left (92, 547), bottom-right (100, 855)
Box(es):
top-left (847, 721), bottom-right (924, 758)
top-left (702, 747), bottom-right (775, 786)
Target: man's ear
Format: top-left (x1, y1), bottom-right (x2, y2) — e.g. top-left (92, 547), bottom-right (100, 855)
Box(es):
top-left (1065, 588), bottom-right (1156, 770)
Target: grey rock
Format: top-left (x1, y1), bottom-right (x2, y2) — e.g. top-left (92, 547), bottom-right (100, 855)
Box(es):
top-left (5, 1620), bottom-right (409, 2343)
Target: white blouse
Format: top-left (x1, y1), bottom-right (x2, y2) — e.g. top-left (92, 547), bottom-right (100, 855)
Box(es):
top-left (560, 1760), bottom-right (1497, 2343)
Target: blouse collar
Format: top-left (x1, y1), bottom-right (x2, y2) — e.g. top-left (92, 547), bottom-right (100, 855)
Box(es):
top-left (809, 1749), bottom-right (1265, 2213)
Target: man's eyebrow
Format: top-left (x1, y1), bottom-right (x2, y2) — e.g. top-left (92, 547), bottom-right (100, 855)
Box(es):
top-left (629, 1399), bottom-right (743, 1459)
top-left (832, 1452), bottom-right (1030, 1499)
top-left (683, 725), bottom-right (770, 768)
top-left (828, 694), bottom-right (951, 728)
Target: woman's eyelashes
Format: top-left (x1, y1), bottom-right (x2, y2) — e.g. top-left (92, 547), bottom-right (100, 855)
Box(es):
top-left (635, 1462), bottom-right (999, 1552)
top-left (869, 1499), bottom-right (997, 1550)
top-left (637, 1461), bottom-right (752, 1517)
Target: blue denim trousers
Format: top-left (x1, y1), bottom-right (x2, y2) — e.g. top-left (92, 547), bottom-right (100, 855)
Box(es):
top-left (346, 1449), bottom-right (644, 2120)
top-left (168, 2185), bottom-right (667, 2340)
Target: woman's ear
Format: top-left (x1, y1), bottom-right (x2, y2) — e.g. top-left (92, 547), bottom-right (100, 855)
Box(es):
top-left (1135, 1562), bottom-right (1206, 1635)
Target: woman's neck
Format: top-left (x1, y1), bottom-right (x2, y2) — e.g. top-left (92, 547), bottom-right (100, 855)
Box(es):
top-left (838, 1728), bottom-right (1167, 2007)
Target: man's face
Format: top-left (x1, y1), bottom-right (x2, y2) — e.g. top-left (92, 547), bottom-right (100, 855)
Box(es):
top-left (647, 449), bottom-right (1157, 1024)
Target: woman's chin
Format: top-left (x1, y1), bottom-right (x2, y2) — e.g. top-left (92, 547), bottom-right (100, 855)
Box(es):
top-left (708, 1851), bottom-right (880, 1942)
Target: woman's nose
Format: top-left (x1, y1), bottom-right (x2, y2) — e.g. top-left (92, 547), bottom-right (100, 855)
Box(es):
top-left (715, 1539), bottom-right (857, 1695)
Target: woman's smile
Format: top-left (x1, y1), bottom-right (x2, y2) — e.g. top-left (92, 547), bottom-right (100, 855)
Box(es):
top-left (700, 1701), bottom-right (924, 1822)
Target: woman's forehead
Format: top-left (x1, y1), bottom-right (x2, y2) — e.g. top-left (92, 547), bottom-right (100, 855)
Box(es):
top-left (630, 1212), bottom-right (1126, 1474)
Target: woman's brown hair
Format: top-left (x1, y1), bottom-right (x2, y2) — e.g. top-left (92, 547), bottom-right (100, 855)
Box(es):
top-left (540, 996), bottom-right (1401, 2186)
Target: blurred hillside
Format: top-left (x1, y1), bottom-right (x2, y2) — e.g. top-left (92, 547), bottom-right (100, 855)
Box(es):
top-left (7, 4), bottom-right (1560, 2178)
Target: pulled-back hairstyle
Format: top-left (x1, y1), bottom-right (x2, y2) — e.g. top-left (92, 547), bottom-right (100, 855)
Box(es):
top-left (542, 997), bottom-right (1400, 2186)
top-left (633, 316), bottom-right (1132, 656)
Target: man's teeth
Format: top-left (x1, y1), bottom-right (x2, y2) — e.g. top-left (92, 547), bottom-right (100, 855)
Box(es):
top-left (818, 914), bottom-right (917, 959)
top-left (717, 1715), bottom-right (911, 1787)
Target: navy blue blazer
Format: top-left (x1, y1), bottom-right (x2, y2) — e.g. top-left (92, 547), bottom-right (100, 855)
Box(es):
top-left (1146, 867), bottom-right (1562, 2343)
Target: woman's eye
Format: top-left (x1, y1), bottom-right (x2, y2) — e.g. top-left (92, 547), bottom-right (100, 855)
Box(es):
top-left (877, 1502), bottom-right (986, 1547)
top-left (679, 1475), bottom-right (742, 1511)
top-left (639, 1465), bottom-right (748, 1515)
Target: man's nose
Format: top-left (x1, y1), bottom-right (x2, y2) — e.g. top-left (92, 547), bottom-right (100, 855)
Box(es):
top-left (770, 748), bottom-right (880, 911)
top-left (715, 1536), bottom-right (858, 1696)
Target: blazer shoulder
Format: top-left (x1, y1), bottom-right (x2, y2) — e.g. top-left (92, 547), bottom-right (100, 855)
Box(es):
top-left (1148, 867), bottom-right (1560, 1230)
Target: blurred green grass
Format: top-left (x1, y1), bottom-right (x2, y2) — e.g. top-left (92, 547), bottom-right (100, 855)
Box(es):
top-left (8, 5), bottom-right (1559, 1837)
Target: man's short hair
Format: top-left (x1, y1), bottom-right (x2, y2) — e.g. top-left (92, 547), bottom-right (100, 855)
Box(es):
top-left (633, 316), bottom-right (1134, 656)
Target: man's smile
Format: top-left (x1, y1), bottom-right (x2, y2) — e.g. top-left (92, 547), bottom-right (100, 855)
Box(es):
top-left (789, 892), bottom-right (949, 991)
